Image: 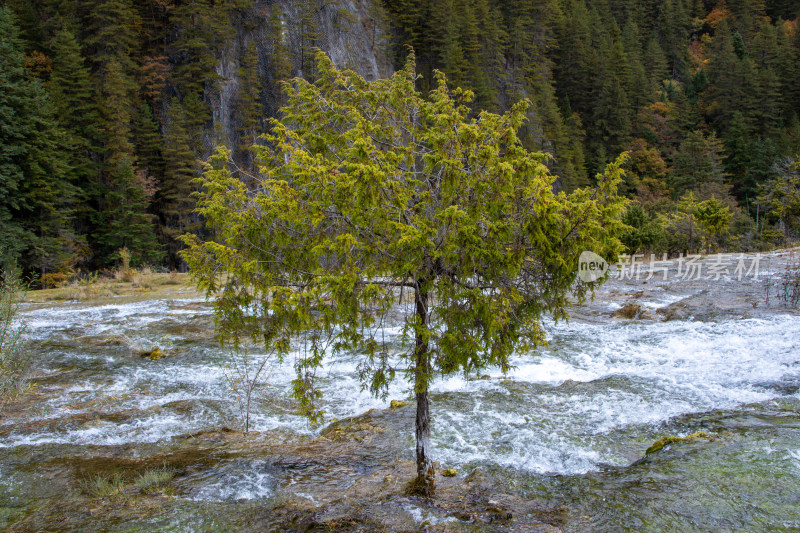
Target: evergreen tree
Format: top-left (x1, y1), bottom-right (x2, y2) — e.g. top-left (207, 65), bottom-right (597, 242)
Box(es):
top-left (157, 100), bottom-right (199, 268)
top-left (703, 19), bottom-right (759, 133)
top-left (92, 158), bottom-right (163, 266)
top-left (85, 0), bottom-right (139, 71)
top-left (47, 28), bottom-right (99, 251)
top-left (643, 35), bottom-right (669, 95)
top-left (183, 52), bottom-right (628, 498)
top-left (266, 6), bottom-right (292, 109)
top-left (234, 39), bottom-right (262, 173)
top-left (0, 7), bottom-right (75, 272)
top-left (670, 130), bottom-right (728, 196)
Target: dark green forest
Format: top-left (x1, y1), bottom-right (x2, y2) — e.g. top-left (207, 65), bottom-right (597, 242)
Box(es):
top-left (1, 0), bottom-right (799, 279)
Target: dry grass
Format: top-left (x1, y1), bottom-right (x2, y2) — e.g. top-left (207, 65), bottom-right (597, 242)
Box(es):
top-left (133, 467), bottom-right (175, 492)
top-left (24, 271), bottom-right (202, 305)
top-left (83, 473), bottom-right (126, 498)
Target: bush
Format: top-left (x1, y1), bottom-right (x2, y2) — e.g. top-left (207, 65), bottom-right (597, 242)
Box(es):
top-left (0, 270), bottom-right (32, 400)
top-left (620, 204), bottom-right (667, 254)
top-left (40, 272), bottom-right (68, 289)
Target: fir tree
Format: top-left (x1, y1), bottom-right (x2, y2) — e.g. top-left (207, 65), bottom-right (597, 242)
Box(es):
top-left (234, 39), bottom-right (262, 173)
top-left (0, 7), bottom-right (76, 273)
top-left (93, 158), bottom-right (163, 266)
top-left (157, 100), bottom-right (199, 268)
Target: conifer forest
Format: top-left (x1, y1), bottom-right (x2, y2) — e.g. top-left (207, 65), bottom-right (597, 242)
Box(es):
top-left (1, 0), bottom-right (799, 277)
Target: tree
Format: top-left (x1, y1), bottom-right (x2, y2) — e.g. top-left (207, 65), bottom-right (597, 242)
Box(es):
top-left (759, 157), bottom-right (800, 240)
top-left (157, 100), bottom-right (199, 268)
top-left (183, 51), bottom-right (627, 496)
top-left (48, 28), bottom-right (100, 256)
top-left (670, 130), bottom-right (728, 196)
top-left (693, 196), bottom-right (732, 252)
top-left (0, 7), bottom-right (75, 273)
top-left (621, 203), bottom-right (666, 253)
top-left (234, 39), bottom-right (263, 174)
top-left (92, 158), bottom-right (163, 266)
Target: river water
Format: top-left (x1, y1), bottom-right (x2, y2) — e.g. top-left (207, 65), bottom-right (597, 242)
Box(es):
top-left (2, 252), bottom-right (799, 531)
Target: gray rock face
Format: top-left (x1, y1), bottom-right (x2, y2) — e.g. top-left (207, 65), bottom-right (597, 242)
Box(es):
top-left (210, 0), bottom-right (394, 154)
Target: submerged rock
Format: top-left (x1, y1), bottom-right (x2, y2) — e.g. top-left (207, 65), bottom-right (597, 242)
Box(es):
top-left (645, 431), bottom-right (717, 455)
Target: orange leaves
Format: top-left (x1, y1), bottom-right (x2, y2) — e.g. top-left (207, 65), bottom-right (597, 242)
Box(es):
top-left (705, 1), bottom-right (733, 30)
top-left (140, 55), bottom-right (171, 105)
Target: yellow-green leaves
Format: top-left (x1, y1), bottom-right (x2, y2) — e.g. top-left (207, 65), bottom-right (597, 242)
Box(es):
top-left (183, 50), bottom-right (626, 424)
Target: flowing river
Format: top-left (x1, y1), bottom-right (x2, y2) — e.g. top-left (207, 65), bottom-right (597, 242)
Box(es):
top-left (2, 251), bottom-right (799, 531)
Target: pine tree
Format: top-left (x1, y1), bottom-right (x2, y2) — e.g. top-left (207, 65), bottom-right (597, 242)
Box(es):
top-left (157, 100), bottom-right (199, 268)
top-left (132, 102), bottom-right (165, 188)
top-left (85, 0), bottom-right (139, 71)
top-left (47, 28), bottom-right (99, 247)
top-left (656, 0), bottom-right (691, 81)
top-left (670, 130), bottom-right (728, 196)
top-left (0, 8), bottom-right (76, 272)
top-left (643, 35), bottom-right (669, 96)
top-left (98, 56), bottom-right (136, 168)
top-left (622, 17), bottom-right (650, 109)
top-left (296, 0), bottom-right (322, 79)
top-left (93, 157), bottom-right (163, 266)
top-left (266, 6), bottom-right (292, 110)
top-left (235, 39), bottom-right (262, 173)
top-left (703, 19), bottom-right (759, 133)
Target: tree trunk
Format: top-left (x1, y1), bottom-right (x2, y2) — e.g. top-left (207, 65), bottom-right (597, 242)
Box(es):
top-left (413, 279), bottom-right (435, 497)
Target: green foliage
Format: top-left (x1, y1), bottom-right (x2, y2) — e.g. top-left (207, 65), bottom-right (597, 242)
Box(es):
top-left (3, 0), bottom-right (799, 269)
top-left (0, 7), bottom-right (76, 273)
top-left (0, 269), bottom-right (33, 400)
top-left (93, 159), bottom-right (163, 267)
top-left (183, 50), bottom-right (627, 494)
top-left (759, 157), bottom-right (800, 240)
top-left (620, 204), bottom-right (666, 253)
top-left (156, 100), bottom-right (200, 267)
top-left (234, 39), bottom-right (263, 173)
top-left (694, 197), bottom-right (733, 252)
top-left (670, 130), bottom-right (728, 196)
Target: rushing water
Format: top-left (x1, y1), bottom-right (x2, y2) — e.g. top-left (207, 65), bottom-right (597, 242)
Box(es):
top-left (2, 268), bottom-right (800, 530)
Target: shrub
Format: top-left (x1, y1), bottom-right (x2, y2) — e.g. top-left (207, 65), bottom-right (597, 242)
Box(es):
top-left (1, 270), bottom-right (32, 400)
top-left (40, 272), bottom-right (68, 289)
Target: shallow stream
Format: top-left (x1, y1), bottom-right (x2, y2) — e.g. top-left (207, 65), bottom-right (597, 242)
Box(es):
top-left (2, 253), bottom-right (799, 531)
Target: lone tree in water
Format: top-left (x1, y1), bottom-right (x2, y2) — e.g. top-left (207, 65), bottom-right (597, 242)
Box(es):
top-left (183, 51), bottom-right (627, 497)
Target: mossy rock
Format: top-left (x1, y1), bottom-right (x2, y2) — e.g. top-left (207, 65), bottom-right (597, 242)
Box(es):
top-left (322, 421), bottom-right (384, 442)
top-left (140, 347), bottom-right (166, 360)
top-left (441, 468), bottom-right (457, 477)
top-left (389, 400), bottom-right (409, 409)
top-left (645, 431), bottom-right (716, 455)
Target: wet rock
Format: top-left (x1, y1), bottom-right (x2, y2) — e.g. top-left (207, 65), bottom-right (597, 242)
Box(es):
top-left (389, 399), bottom-right (409, 409)
top-left (139, 347), bottom-right (166, 360)
top-left (657, 301), bottom-right (691, 321)
top-left (320, 419), bottom-right (384, 442)
top-left (645, 431), bottom-right (717, 455)
top-left (441, 468), bottom-right (457, 477)
top-left (612, 304), bottom-right (653, 320)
